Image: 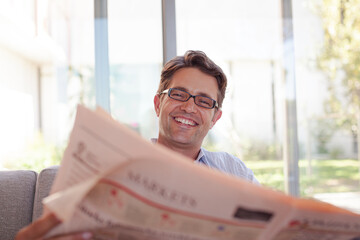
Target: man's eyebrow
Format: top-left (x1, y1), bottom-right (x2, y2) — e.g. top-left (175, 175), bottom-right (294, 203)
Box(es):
top-left (172, 86), bottom-right (215, 99)
top-left (173, 86), bottom-right (188, 92)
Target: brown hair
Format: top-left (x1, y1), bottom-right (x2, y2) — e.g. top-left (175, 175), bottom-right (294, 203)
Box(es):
top-left (157, 50), bottom-right (227, 108)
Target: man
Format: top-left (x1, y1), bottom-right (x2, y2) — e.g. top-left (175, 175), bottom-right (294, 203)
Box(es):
top-left (154, 50), bottom-right (257, 182)
top-left (15, 50), bottom-right (257, 240)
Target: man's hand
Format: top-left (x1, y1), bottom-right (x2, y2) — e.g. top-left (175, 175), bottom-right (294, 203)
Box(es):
top-left (15, 213), bottom-right (93, 240)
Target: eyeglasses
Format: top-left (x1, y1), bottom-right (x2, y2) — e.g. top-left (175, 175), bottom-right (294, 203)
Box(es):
top-left (160, 88), bottom-right (219, 109)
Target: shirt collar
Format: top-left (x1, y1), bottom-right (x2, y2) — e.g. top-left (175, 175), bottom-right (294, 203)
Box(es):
top-left (195, 148), bottom-right (205, 162)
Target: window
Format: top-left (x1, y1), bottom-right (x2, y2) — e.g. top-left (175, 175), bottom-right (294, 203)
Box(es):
top-left (108, 0), bottom-right (162, 139)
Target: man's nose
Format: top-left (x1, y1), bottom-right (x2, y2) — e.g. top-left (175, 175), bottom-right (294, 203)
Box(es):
top-left (181, 97), bottom-right (197, 112)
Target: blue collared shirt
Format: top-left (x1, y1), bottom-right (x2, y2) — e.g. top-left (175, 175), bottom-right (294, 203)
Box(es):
top-left (151, 139), bottom-right (259, 184)
top-left (195, 147), bottom-right (259, 184)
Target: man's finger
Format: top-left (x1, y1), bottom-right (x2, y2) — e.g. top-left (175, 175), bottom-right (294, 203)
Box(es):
top-left (15, 213), bottom-right (61, 240)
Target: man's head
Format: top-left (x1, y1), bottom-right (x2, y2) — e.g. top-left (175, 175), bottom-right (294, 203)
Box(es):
top-left (154, 50), bottom-right (228, 153)
top-left (157, 50), bottom-right (227, 108)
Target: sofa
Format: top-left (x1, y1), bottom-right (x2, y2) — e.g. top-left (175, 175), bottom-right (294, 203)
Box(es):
top-left (0, 166), bottom-right (59, 240)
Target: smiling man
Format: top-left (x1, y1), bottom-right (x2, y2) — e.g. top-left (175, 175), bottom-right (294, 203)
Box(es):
top-left (154, 50), bottom-right (258, 184)
top-left (15, 50), bottom-right (258, 240)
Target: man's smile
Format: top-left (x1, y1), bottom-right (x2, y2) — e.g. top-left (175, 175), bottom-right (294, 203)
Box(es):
top-left (173, 116), bottom-right (198, 126)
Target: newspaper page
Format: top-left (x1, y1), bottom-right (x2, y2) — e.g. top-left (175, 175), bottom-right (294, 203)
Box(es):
top-left (43, 105), bottom-right (360, 240)
top-left (270, 198), bottom-right (360, 240)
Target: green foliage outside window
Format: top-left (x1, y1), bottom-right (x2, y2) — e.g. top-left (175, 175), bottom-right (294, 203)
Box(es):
top-left (247, 158), bottom-right (360, 197)
top-left (316, 0), bottom-right (360, 153)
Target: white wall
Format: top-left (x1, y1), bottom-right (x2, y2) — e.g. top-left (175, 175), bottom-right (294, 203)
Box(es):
top-left (0, 46), bottom-right (39, 162)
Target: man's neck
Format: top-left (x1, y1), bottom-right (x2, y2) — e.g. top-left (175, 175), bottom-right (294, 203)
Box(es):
top-left (156, 138), bottom-right (201, 161)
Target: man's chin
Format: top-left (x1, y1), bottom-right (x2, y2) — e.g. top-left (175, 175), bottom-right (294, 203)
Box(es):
top-left (171, 137), bottom-right (195, 146)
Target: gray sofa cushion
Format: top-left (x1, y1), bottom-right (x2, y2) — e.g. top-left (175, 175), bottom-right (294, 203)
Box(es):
top-left (32, 165), bottom-right (59, 221)
top-left (0, 170), bottom-right (37, 240)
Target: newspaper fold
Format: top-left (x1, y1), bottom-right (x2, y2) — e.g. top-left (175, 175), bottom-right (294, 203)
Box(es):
top-left (43, 105), bottom-right (360, 240)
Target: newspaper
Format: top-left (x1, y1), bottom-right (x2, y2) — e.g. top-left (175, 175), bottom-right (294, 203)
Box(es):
top-left (43, 105), bottom-right (360, 240)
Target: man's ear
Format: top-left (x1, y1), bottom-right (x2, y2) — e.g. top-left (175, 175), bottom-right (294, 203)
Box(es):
top-left (210, 109), bottom-right (222, 129)
top-left (154, 94), bottom-right (161, 117)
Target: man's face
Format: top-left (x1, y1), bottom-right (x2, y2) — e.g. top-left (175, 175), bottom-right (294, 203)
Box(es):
top-left (154, 67), bottom-right (222, 148)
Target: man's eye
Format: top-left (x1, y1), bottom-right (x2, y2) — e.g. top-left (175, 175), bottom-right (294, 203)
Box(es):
top-left (199, 99), bottom-right (212, 106)
top-left (171, 92), bottom-right (187, 99)
top-left (172, 93), bottom-right (184, 97)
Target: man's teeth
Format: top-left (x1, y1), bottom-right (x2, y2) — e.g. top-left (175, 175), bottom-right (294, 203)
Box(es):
top-left (175, 117), bottom-right (196, 126)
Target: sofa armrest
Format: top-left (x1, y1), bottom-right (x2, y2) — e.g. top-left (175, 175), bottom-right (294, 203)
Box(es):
top-left (32, 166), bottom-right (59, 221)
top-left (0, 170), bottom-right (37, 240)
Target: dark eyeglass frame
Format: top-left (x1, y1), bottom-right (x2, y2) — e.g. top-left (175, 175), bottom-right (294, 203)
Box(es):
top-left (160, 88), bottom-right (219, 109)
